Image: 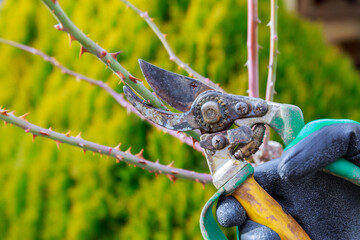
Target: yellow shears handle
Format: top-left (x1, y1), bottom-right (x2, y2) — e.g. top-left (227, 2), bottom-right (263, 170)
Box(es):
top-left (232, 176), bottom-right (311, 240)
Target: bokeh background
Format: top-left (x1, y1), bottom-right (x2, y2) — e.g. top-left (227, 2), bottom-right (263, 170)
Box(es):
top-left (0, 0), bottom-right (359, 239)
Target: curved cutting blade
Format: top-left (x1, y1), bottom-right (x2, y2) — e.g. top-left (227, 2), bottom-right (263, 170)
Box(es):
top-left (123, 86), bottom-right (201, 131)
top-left (139, 59), bottom-right (214, 112)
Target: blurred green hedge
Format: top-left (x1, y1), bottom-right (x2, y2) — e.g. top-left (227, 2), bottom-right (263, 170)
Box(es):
top-left (0, 0), bottom-right (359, 239)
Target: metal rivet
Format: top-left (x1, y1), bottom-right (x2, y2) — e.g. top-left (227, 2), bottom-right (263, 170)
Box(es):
top-left (212, 135), bottom-right (226, 149)
top-left (235, 102), bottom-right (249, 115)
top-left (254, 102), bottom-right (268, 115)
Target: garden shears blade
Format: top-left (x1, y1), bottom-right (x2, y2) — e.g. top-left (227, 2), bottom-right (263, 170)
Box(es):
top-left (124, 61), bottom-right (311, 240)
top-left (138, 59), bottom-right (213, 112)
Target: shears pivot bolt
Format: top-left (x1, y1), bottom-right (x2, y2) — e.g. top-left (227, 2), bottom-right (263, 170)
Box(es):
top-left (201, 101), bottom-right (222, 124)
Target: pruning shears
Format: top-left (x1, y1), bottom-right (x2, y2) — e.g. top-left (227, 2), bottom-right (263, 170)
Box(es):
top-left (124, 60), bottom-right (360, 240)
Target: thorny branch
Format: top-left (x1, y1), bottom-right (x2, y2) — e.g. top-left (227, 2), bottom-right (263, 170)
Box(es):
top-left (41, 0), bottom-right (202, 141)
top-left (246, 0), bottom-right (259, 98)
top-left (265, 0), bottom-right (278, 102)
top-left (41, 0), bottom-right (164, 109)
top-left (119, 0), bottom-right (223, 92)
top-left (0, 109), bottom-right (211, 184)
top-left (262, 0), bottom-right (280, 155)
top-left (0, 38), bottom-right (203, 153)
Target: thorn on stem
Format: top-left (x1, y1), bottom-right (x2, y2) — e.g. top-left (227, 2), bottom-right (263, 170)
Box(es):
top-left (192, 137), bottom-right (196, 149)
top-left (114, 143), bottom-right (121, 150)
top-left (55, 140), bottom-right (62, 149)
top-left (110, 51), bottom-right (123, 60)
top-left (65, 130), bottom-right (71, 137)
top-left (166, 174), bottom-right (177, 183)
top-left (125, 147), bottom-right (132, 154)
top-left (116, 72), bottom-right (126, 84)
top-left (68, 34), bottom-right (77, 47)
top-left (80, 45), bottom-right (89, 57)
top-left (32, 134), bottom-right (37, 142)
top-left (76, 132), bottom-right (82, 138)
top-left (19, 112), bottom-right (30, 121)
top-left (0, 110), bottom-right (8, 116)
top-left (167, 161), bottom-right (174, 168)
top-left (129, 75), bottom-right (142, 83)
top-left (135, 149), bottom-right (144, 159)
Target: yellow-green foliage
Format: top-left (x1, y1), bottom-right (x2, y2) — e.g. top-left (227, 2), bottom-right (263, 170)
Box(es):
top-left (0, 0), bottom-right (359, 239)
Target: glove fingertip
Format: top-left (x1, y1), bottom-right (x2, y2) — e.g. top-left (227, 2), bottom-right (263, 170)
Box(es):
top-left (216, 196), bottom-right (247, 228)
top-left (278, 155), bottom-right (302, 183)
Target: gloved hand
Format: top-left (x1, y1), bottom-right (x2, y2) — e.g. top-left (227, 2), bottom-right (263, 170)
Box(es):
top-left (216, 122), bottom-right (360, 240)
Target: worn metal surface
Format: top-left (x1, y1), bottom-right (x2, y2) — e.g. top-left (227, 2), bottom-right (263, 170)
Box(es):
top-left (235, 102), bottom-right (304, 145)
top-left (139, 59), bottom-right (213, 112)
top-left (123, 86), bottom-right (201, 131)
top-left (125, 85), bottom-right (270, 134)
top-left (199, 126), bottom-right (253, 151)
top-left (234, 124), bottom-right (265, 159)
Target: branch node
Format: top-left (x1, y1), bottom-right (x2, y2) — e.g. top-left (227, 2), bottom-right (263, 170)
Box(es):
top-left (39, 130), bottom-right (50, 136)
top-left (54, 24), bottom-right (64, 31)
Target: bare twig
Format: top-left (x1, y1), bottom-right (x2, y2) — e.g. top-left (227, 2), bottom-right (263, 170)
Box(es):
top-left (41, 0), bottom-right (164, 109)
top-left (265, 0), bottom-right (278, 102)
top-left (263, 0), bottom-right (279, 152)
top-left (0, 109), bottom-right (211, 184)
top-left (119, 0), bottom-right (223, 91)
top-left (0, 38), bottom-right (203, 152)
top-left (246, 0), bottom-right (259, 98)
